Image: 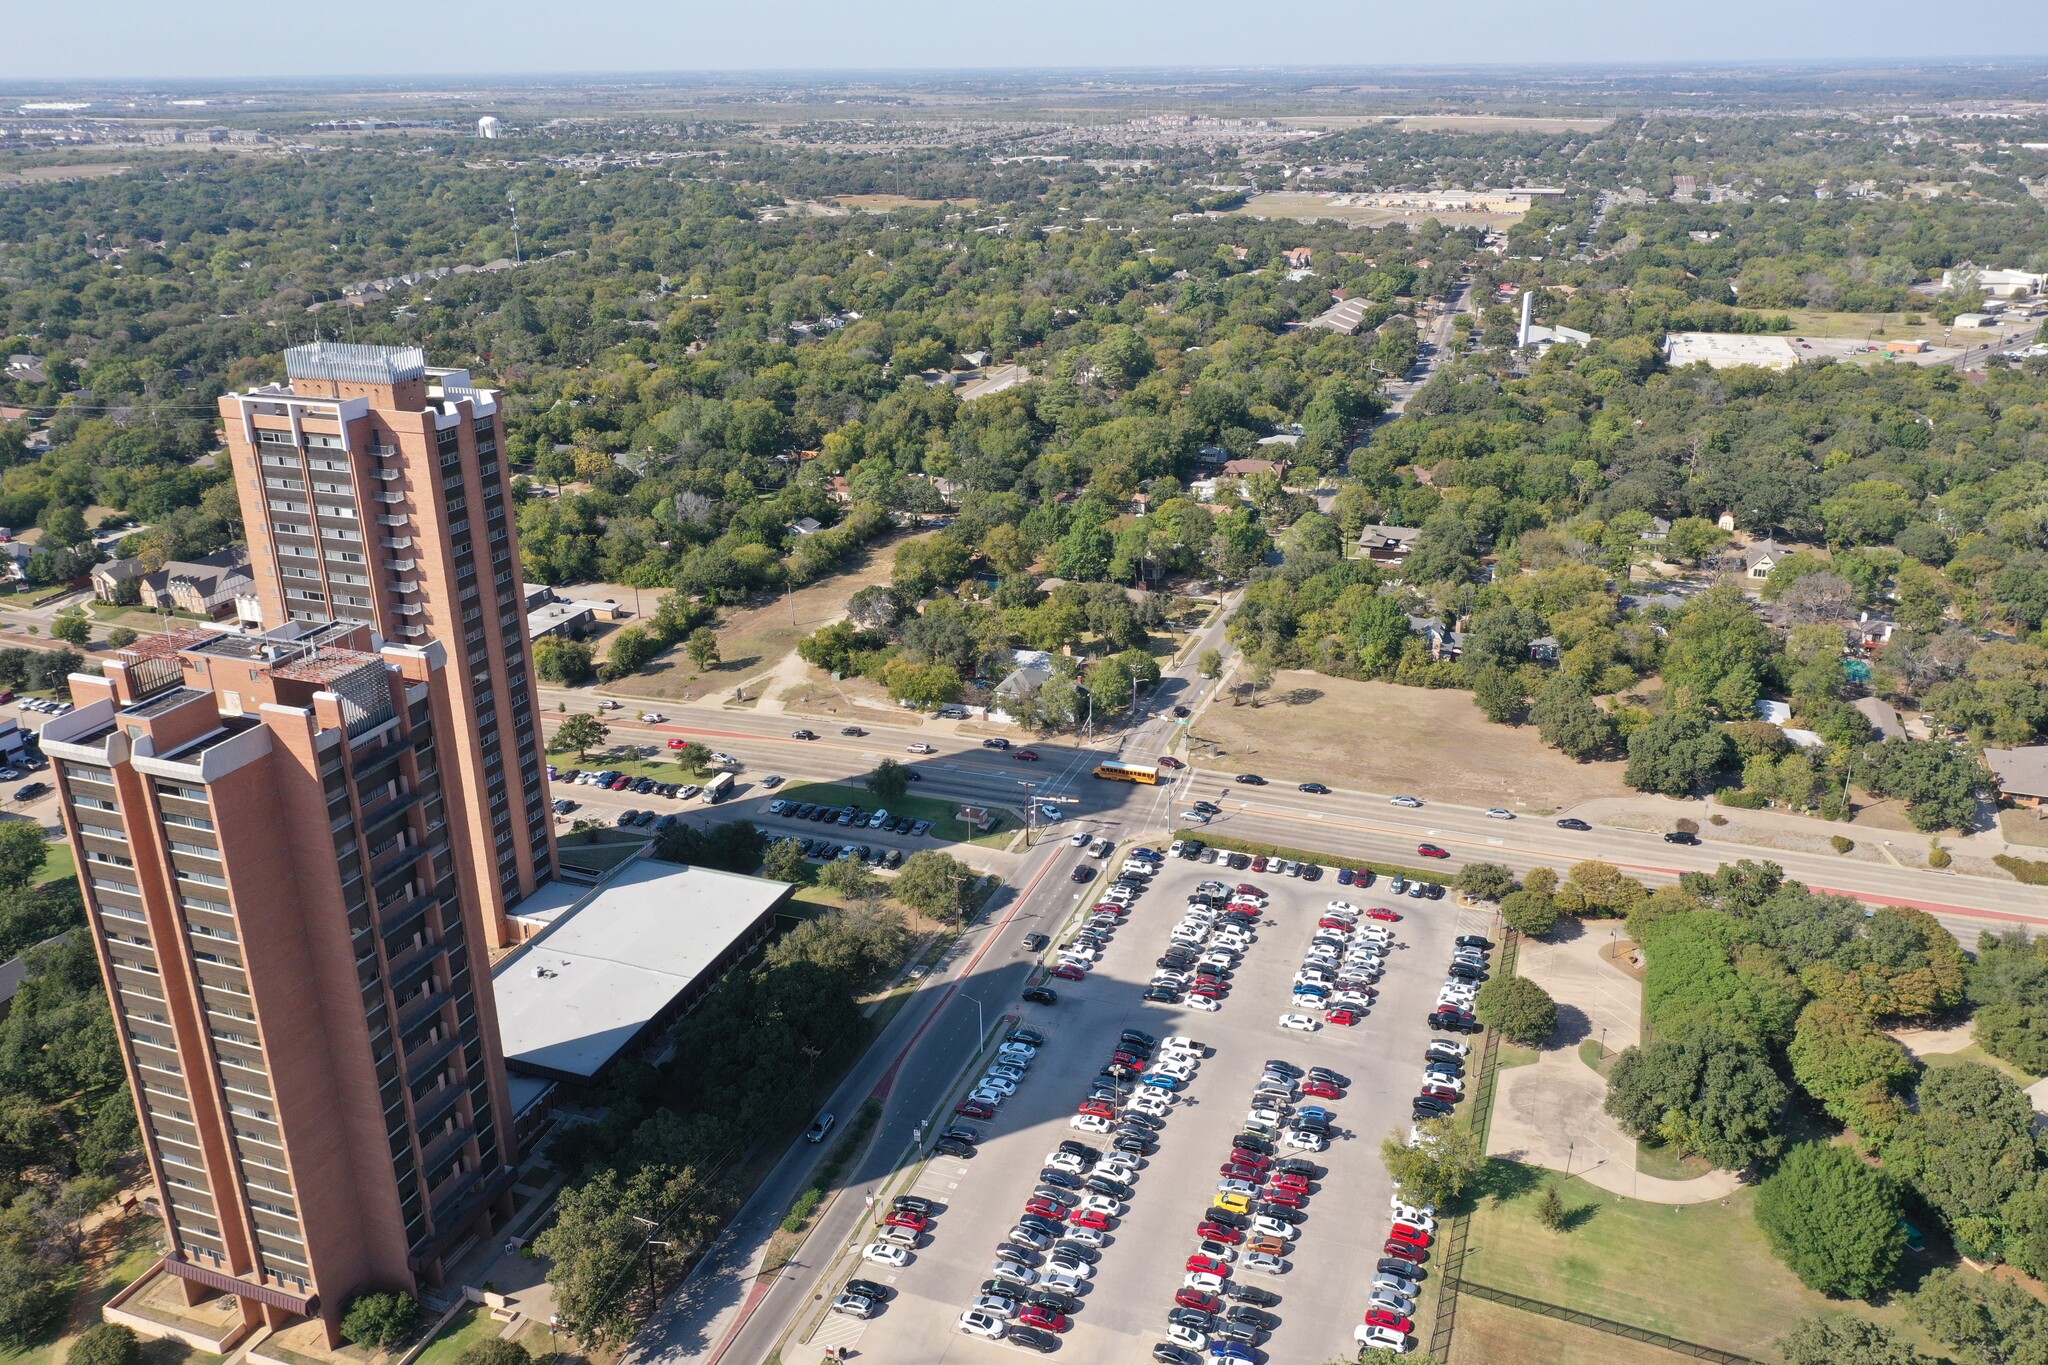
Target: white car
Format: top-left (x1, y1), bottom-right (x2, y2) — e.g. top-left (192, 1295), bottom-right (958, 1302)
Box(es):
top-left (1047, 1151), bottom-right (1088, 1174)
top-left (1326, 900), bottom-right (1358, 915)
top-left (973, 1293), bottom-right (1020, 1320)
top-left (1168, 840), bottom-right (1186, 857)
top-left (1187, 994), bottom-right (1222, 1012)
top-left (1428, 1039), bottom-right (1472, 1059)
top-left (1332, 993), bottom-right (1374, 1011)
top-left (1389, 795), bottom-right (1424, 808)
top-left (1247, 1106), bottom-right (1287, 1127)
top-left (1168, 1324), bottom-right (1209, 1351)
top-left (1356, 1323), bottom-right (1411, 1352)
top-left (959, 1309), bottom-right (1006, 1339)
top-left (1278, 1013), bottom-right (1319, 1032)
top-left (968, 1089), bottom-right (1007, 1108)
top-left (907, 742), bottom-right (936, 753)
top-left (1422, 1072), bottom-right (1465, 1094)
top-left (991, 1260), bottom-right (1040, 1284)
top-left (1291, 994), bottom-right (1328, 1012)
top-left (1069, 831), bottom-right (1091, 846)
top-left (1063, 1225), bottom-right (1108, 1247)
top-left (1216, 1178), bottom-right (1258, 1197)
top-left (1181, 809), bottom-right (1212, 824)
top-left (1163, 1037), bottom-right (1207, 1054)
top-left (1096, 1161), bottom-right (1139, 1185)
top-left (1393, 1209), bottom-right (1438, 1232)
top-left (1183, 1271), bottom-right (1227, 1294)
top-left (1243, 1250), bottom-right (1287, 1275)
top-left (977, 1076), bottom-right (1017, 1096)
top-left (1485, 808), bottom-right (1515, 820)
top-left (1129, 1094), bottom-right (1172, 1117)
top-left (1078, 1194), bottom-right (1124, 1217)
top-left (861, 1241), bottom-right (911, 1266)
top-left (988, 1062), bottom-right (1027, 1081)
top-left (1046, 1254), bottom-right (1095, 1280)
top-left (1283, 1130), bottom-right (1328, 1152)
top-left (1250, 1215), bottom-right (1299, 1241)
top-left (1039, 1271), bottom-right (1084, 1295)
top-left (1071, 1114), bottom-right (1112, 1133)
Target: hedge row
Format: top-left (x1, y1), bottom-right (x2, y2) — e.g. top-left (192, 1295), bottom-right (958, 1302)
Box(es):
top-left (1994, 853), bottom-right (2048, 886)
top-left (1172, 830), bottom-right (1439, 886)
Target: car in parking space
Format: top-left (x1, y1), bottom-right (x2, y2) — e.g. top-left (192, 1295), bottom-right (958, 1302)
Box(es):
top-left (935, 1136), bottom-right (976, 1158)
top-left (958, 1308), bottom-right (1005, 1338)
top-left (1277, 1013), bottom-right (1319, 1032)
top-left (1022, 986), bottom-right (1058, 1005)
top-left (1357, 1322), bottom-right (1412, 1352)
top-left (1153, 1345), bottom-right (1201, 1365)
top-left (1174, 1288), bottom-right (1224, 1314)
top-left (861, 1241), bottom-right (910, 1266)
top-left (1241, 1250), bottom-right (1286, 1275)
top-left (831, 1291), bottom-right (879, 1318)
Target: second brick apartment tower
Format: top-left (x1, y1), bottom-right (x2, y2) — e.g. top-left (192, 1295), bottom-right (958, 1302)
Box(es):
top-left (219, 343), bottom-right (554, 945)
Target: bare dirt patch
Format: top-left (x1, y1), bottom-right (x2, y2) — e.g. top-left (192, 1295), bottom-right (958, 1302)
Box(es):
top-left (0, 162), bottom-right (132, 185)
top-left (620, 529), bottom-right (933, 704)
top-left (1230, 192), bottom-right (1522, 229)
top-left (1194, 671), bottom-right (1634, 809)
top-left (832, 193), bottom-right (981, 211)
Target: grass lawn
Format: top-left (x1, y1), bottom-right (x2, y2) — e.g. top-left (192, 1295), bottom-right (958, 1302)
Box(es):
top-left (1448, 1292), bottom-right (1685, 1365)
top-left (771, 781), bottom-right (1014, 847)
top-left (410, 1305), bottom-right (498, 1365)
top-left (1496, 1041), bottom-right (1540, 1072)
top-left (1998, 810), bottom-right (2048, 850)
top-left (1194, 671), bottom-right (1636, 811)
top-left (1922, 1043), bottom-right (2043, 1086)
top-left (1459, 1160), bottom-right (1944, 1361)
top-left (34, 837), bottom-right (73, 886)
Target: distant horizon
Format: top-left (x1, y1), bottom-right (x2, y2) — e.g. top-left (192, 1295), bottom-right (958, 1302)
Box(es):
top-left (6, 1), bottom-right (2048, 85)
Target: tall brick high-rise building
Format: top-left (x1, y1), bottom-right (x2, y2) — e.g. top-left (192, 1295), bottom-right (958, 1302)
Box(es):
top-left (218, 344), bottom-right (553, 945)
top-left (43, 623), bottom-right (517, 1346)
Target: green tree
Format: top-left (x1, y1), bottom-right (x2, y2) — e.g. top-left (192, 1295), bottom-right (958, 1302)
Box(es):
top-left (1534, 1186), bottom-right (1568, 1231)
top-left (534, 636), bottom-right (595, 685)
top-left (1777, 1316), bottom-right (1933, 1365)
top-left (760, 838), bottom-right (811, 885)
top-left (1857, 737), bottom-right (1982, 833)
top-left (341, 1292), bottom-right (421, 1349)
top-left (1605, 1028), bottom-right (1788, 1172)
top-left (1498, 888), bottom-right (1561, 937)
top-left (0, 825), bottom-right (49, 891)
top-left (1531, 674), bottom-right (1615, 759)
top-left (66, 1325), bottom-right (139, 1365)
top-left (555, 714), bottom-right (608, 761)
top-left (103, 627), bottom-right (137, 650)
top-left (865, 758), bottom-right (912, 804)
top-left (1907, 1267), bottom-right (2048, 1365)
top-left (1625, 707), bottom-right (1732, 796)
top-left (49, 611), bottom-right (90, 647)
top-left (37, 505), bottom-right (86, 550)
top-left (1755, 1142), bottom-right (1906, 1299)
top-left (452, 1341), bottom-right (531, 1365)
top-left (1474, 976), bottom-right (1557, 1045)
top-left (1787, 1000), bottom-right (1917, 1139)
top-left (1469, 666), bottom-right (1527, 724)
top-left (539, 1164), bottom-right (732, 1349)
top-left (1198, 648), bottom-right (1222, 679)
top-left (817, 857), bottom-right (877, 901)
top-left (1453, 862), bottom-right (1517, 903)
top-left (1378, 1118), bottom-right (1485, 1208)
top-left (1662, 585), bottom-right (1778, 717)
top-left (685, 627), bottom-right (721, 671)
top-left (1882, 1062), bottom-right (2043, 1261)
top-left (673, 741), bottom-right (713, 776)
top-left (892, 851), bottom-right (977, 920)
top-left (1665, 517), bottom-right (1732, 565)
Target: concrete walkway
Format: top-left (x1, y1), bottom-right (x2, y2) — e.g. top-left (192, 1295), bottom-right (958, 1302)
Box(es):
top-left (1488, 926), bottom-right (1744, 1204)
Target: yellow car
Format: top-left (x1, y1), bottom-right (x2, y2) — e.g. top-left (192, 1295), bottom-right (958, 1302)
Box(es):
top-left (1213, 1192), bottom-right (1252, 1215)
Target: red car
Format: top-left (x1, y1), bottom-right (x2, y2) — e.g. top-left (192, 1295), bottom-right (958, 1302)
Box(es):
top-left (610, 776), bottom-right (633, 790)
top-left (1220, 1162), bottom-right (1262, 1181)
top-left (1069, 1207), bottom-right (1112, 1231)
top-left (884, 1210), bottom-right (928, 1231)
top-left (1189, 984), bottom-right (1227, 1000)
top-left (1052, 965), bottom-right (1087, 981)
top-left (1350, 868), bottom-right (1373, 885)
top-left (1017, 1306), bottom-right (1070, 1333)
top-left (956, 1100), bottom-right (995, 1119)
top-left (1175, 1288), bottom-right (1224, 1314)
top-left (1236, 884), bottom-right (1265, 898)
top-left (1419, 1084), bottom-right (1459, 1103)
top-left (1078, 1100), bottom-right (1115, 1118)
top-left (1251, 856), bottom-right (1269, 871)
top-left (1111, 1052), bottom-right (1147, 1071)
top-left (1317, 916), bottom-right (1354, 932)
top-left (1301, 1080), bottom-right (1342, 1099)
top-left (1260, 1188), bottom-right (1306, 1209)
top-left (1228, 1148), bottom-right (1270, 1171)
top-left (1418, 844), bottom-right (1449, 859)
top-left (1326, 1008), bottom-right (1359, 1026)
top-left (1158, 755), bottom-right (1185, 770)
top-left (1094, 902), bottom-right (1130, 916)
top-left (1388, 1223), bottom-right (1433, 1248)
top-left (1013, 749), bottom-right (1041, 762)
top-left (1197, 1220), bottom-right (1245, 1244)
top-left (1383, 1239), bottom-right (1426, 1263)
top-left (1186, 1254), bottom-right (1231, 1278)
top-left (666, 738), bottom-right (688, 749)
top-left (1367, 907), bottom-right (1402, 922)
top-left (1269, 1173), bottom-right (1311, 1193)
top-left (1365, 1308), bottom-right (1412, 1333)
top-left (1023, 1197), bottom-right (1067, 1222)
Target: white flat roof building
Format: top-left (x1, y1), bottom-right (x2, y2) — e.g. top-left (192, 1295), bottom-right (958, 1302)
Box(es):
top-left (493, 856), bottom-right (791, 1084)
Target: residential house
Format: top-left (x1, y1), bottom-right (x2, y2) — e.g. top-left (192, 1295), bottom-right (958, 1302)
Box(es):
top-left (786, 517), bottom-right (823, 537)
top-left (5, 355), bottom-right (46, 385)
top-left (1407, 616), bottom-right (1462, 661)
top-left (991, 648), bottom-right (1057, 722)
top-left (1852, 697), bottom-right (1906, 741)
top-left (1528, 635), bottom-right (1561, 663)
top-left (0, 543), bottom-right (31, 581)
top-left (1734, 538), bottom-right (1791, 579)
top-left (1639, 517), bottom-right (1672, 542)
top-left (1222, 458), bottom-right (1290, 481)
top-left (827, 475), bottom-right (852, 503)
top-left (1357, 524), bottom-right (1423, 565)
top-left (91, 550), bottom-right (259, 624)
top-left (1308, 296), bottom-right (1372, 334)
top-left (1984, 746), bottom-right (2048, 810)
top-left (1281, 247), bottom-right (1313, 270)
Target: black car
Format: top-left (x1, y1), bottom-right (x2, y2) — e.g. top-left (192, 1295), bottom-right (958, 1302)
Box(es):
top-left (1215, 1318), bottom-right (1263, 1344)
top-left (1202, 1207), bottom-right (1250, 1230)
top-left (1179, 841), bottom-right (1206, 859)
top-left (1413, 1096), bottom-right (1455, 1117)
top-left (1291, 1117), bottom-right (1331, 1136)
top-left (1086, 1175), bottom-right (1133, 1199)
top-left (1224, 1283), bottom-right (1281, 1307)
top-left (1121, 1112), bottom-right (1166, 1132)
top-left (1192, 801), bottom-right (1221, 815)
top-left (982, 737), bottom-right (1011, 749)
top-left (1265, 1060), bottom-right (1304, 1079)
top-left (934, 1137), bottom-right (975, 1158)
top-left (1008, 1326), bottom-right (1059, 1354)
top-left (1307, 1066), bottom-right (1349, 1085)
top-left (1664, 830), bottom-right (1701, 845)
top-left (1235, 773), bottom-right (1266, 785)
top-left (1172, 704), bottom-right (1192, 718)
top-left (1153, 1346), bottom-right (1201, 1365)
top-left (995, 1244), bottom-right (1043, 1267)
top-left (1298, 782), bottom-right (1329, 794)
top-left (1053, 1239), bottom-right (1101, 1264)
top-left (946, 1124), bottom-right (983, 1145)
top-left (1114, 1133), bottom-right (1156, 1154)
top-left (1018, 1213), bottom-right (1064, 1238)
top-left (1301, 863), bottom-right (1323, 881)
top-left (892, 1194), bottom-right (939, 1216)
top-left (1448, 963), bottom-right (1486, 981)
top-left (1227, 852), bottom-right (1252, 869)
top-left (1429, 1013), bottom-right (1481, 1034)
top-left (1426, 1060), bottom-right (1466, 1079)
top-left (845, 1277), bottom-right (891, 1301)
top-left (1029, 1289), bottom-right (1081, 1315)
top-left (1454, 935), bottom-right (1495, 950)
top-left (1378, 1257), bottom-right (1425, 1281)
top-left (1226, 1305), bottom-right (1278, 1331)
top-left (791, 729), bottom-right (817, 740)
top-left (1023, 986), bottom-right (1059, 1005)
top-left (1071, 864), bottom-right (1095, 882)
top-left (1158, 952), bottom-right (1198, 969)
top-left (1121, 1027), bottom-right (1157, 1049)
top-left (1233, 1133), bottom-right (1277, 1156)
top-left (1168, 1306), bottom-right (1214, 1331)
top-left (1250, 1203), bottom-right (1305, 1224)
top-left (1143, 986), bottom-right (1182, 1003)
top-left (1557, 818), bottom-right (1592, 831)
top-left (1039, 1169), bottom-right (1083, 1191)
top-left (1011, 1028), bottom-right (1047, 1046)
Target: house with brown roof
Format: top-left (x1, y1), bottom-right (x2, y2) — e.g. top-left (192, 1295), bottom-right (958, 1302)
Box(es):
top-left (1357, 524), bottom-right (1423, 565)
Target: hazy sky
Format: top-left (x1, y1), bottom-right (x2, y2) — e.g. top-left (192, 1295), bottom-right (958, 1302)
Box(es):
top-left (4, 0), bottom-right (2046, 83)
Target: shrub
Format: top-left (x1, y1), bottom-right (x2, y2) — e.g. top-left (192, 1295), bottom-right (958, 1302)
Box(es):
top-left (1754, 1142), bottom-right (1905, 1299)
top-left (781, 1185), bottom-right (822, 1232)
top-left (1719, 788), bottom-right (1769, 809)
top-left (1994, 854), bottom-right (2048, 886)
top-left (1830, 835), bottom-right (1856, 854)
top-left (1535, 1186), bottom-right (1568, 1231)
top-left (1474, 976), bottom-right (1557, 1046)
top-left (1927, 839), bottom-right (1951, 869)
top-left (453, 1341), bottom-right (532, 1365)
top-left (67, 1325), bottom-right (139, 1365)
top-left (341, 1292), bottom-right (421, 1348)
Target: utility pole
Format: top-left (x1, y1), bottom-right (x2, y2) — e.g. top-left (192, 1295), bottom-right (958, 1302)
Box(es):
top-left (629, 1216), bottom-right (673, 1312)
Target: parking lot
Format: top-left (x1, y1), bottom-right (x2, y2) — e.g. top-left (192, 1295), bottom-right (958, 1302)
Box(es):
top-left (825, 843), bottom-right (1493, 1362)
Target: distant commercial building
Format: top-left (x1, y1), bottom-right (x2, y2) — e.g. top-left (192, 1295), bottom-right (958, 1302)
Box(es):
top-left (1941, 267), bottom-right (2046, 297)
top-left (46, 623), bottom-right (517, 1350)
top-left (219, 344), bottom-right (555, 944)
top-left (476, 116), bottom-right (502, 140)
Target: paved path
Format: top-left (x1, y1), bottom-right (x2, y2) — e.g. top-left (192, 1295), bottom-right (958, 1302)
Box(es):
top-left (1488, 928), bottom-right (1743, 1204)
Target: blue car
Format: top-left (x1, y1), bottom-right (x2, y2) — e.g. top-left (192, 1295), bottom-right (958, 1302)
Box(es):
top-left (1336, 867), bottom-right (1354, 885)
top-left (1296, 1105), bottom-right (1334, 1122)
top-left (1131, 847), bottom-right (1165, 863)
top-left (1292, 984), bottom-right (1328, 999)
top-left (1142, 1073), bottom-right (1182, 1091)
top-left (1211, 1343), bottom-right (1257, 1362)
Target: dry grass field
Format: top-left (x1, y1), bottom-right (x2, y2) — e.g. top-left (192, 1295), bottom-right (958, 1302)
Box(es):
top-left (1193, 670), bottom-right (1635, 809)
top-left (1229, 192), bottom-right (1524, 229)
top-left (832, 193), bottom-right (980, 211)
top-left (0, 162), bottom-right (133, 185)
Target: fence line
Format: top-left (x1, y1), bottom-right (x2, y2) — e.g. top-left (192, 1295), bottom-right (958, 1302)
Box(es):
top-left (1454, 1281), bottom-right (1768, 1364)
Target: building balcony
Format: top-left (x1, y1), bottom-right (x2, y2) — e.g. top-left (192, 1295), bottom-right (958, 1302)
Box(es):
top-left (393, 603), bottom-right (424, 618)
top-left (377, 514), bottom-right (410, 528)
top-left (418, 1121), bottom-right (476, 1175)
top-left (410, 1076), bottom-right (466, 1132)
top-left (373, 492), bottom-right (405, 505)
top-left (402, 1029), bottom-right (459, 1087)
top-left (372, 468), bottom-right (401, 481)
top-left (383, 559), bottom-right (416, 573)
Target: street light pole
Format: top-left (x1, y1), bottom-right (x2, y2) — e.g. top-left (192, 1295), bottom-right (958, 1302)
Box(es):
top-left (963, 993), bottom-right (985, 1040)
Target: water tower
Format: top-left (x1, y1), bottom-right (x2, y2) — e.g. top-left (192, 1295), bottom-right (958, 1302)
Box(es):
top-left (477, 115), bottom-right (502, 140)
